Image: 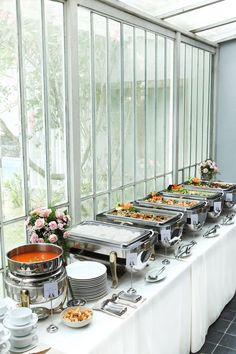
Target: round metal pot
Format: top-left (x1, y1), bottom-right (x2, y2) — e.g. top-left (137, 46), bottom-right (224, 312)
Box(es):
top-left (4, 268), bottom-right (67, 304)
top-left (7, 244), bottom-right (63, 277)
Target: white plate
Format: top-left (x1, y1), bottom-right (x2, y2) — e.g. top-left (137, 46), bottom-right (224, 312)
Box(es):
top-left (0, 340), bottom-right (10, 354)
top-left (60, 307), bottom-right (93, 328)
top-left (3, 313), bottom-right (38, 331)
top-left (66, 261), bottom-right (107, 280)
top-left (145, 269), bottom-right (167, 283)
top-left (10, 340), bottom-right (38, 353)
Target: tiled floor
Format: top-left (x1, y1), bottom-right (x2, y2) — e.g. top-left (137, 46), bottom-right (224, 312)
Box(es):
top-left (192, 293), bottom-right (236, 354)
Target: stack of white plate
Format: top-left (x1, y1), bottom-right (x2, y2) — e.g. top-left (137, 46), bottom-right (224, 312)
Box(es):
top-left (66, 261), bottom-right (108, 302)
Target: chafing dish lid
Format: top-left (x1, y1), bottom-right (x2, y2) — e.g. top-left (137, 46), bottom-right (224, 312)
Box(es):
top-left (69, 220), bottom-right (153, 247)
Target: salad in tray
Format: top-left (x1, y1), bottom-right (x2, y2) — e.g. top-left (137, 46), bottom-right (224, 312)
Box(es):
top-left (144, 192), bottom-right (198, 208)
top-left (112, 203), bottom-right (170, 223)
top-left (165, 184), bottom-right (216, 198)
top-left (186, 177), bottom-right (233, 190)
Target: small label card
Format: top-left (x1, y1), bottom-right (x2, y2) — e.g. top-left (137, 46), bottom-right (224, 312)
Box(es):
top-left (191, 214), bottom-right (199, 225)
top-left (214, 201), bottom-right (222, 212)
top-left (126, 252), bottom-right (138, 266)
top-left (160, 228), bottom-right (171, 242)
top-left (226, 193), bottom-right (233, 202)
top-left (43, 281), bottom-right (59, 300)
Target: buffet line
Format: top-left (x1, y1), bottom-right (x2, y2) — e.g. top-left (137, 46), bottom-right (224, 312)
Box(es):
top-left (1, 178), bottom-right (236, 353)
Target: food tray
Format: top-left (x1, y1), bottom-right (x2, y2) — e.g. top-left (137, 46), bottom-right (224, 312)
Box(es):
top-left (135, 193), bottom-right (206, 211)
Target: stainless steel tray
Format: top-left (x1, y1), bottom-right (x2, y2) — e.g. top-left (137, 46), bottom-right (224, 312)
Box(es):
top-left (69, 220), bottom-right (153, 248)
top-left (161, 187), bottom-right (223, 201)
top-left (135, 194), bottom-right (206, 212)
top-left (101, 206), bottom-right (183, 227)
top-left (184, 180), bottom-right (236, 192)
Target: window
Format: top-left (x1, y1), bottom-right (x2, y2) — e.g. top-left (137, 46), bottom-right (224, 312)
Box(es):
top-left (78, 7), bottom-right (175, 218)
top-left (0, 0), bottom-right (68, 293)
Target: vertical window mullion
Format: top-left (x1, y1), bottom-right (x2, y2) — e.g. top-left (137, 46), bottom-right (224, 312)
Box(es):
top-left (189, 46), bottom-right (193, 173)
top-left (16, 0), bottom-right (29, 241)
top-left (133, 27), bottom-right (136, 197)
top-left (195, 49), bottom-right (199, 175)
top-left (90, 12), bottom-right (96, 218)
top-left (120, 23), bottom-right (125, 202)
top-left (41, 0), bottom-right (51, 206)
top-left (106, 18), bottom-right (111, 209)
top-left (154, 34), bottom-right (157, 189)
top-left (144, 31), bottom-right (147, 195)
top-left (201, 51), bottom-right (205, 161)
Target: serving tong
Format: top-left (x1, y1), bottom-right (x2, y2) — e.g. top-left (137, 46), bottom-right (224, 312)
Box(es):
top-left (221, 213), bottom-right (235, 225)
top-left (175, 240), bottom-right (197, 259)
top-left (203, 224), bottom-right (220, 238)
top-left (101, 298), bottom-right (127, 316)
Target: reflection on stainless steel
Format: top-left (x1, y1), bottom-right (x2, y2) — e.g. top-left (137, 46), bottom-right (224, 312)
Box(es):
top-left (221, 214), bottom-right (235, 225)
top-left (147, 266), bottom-right (165, 280)
top-left (101, 299), bottom-right (127, 316)
top-left (203, 224), bottom-right (220, 238)
top-left (175, 240), bottom-right (197, 258)
top-left (118, 290), bottom-right (142, 303)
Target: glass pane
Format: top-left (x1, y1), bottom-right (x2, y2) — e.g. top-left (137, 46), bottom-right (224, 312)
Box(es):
top-left (135, 28), bottom-right (145, 182)
top-left (21, 0), bottom-right (47, 210)
top-left (156, 177), bottom-right (164, 191)
top-left (124, 186), bottom-right (134, 202)
top-left (207, 55), bottom-right (212, 158)
top-left (184, 168), bottom-right (190, 180)
top-left (111, 190), bottom-right (122, 208)
top-left (156, 36), bottom-right (165, 175)
top-left (123, 25), bottom-right (134, 185)
top-left (45, 1), bottom-right (67, 205)
top-left (146, 32), bottom-right (155, 179)
top-left (166, 38), bottom-right (174, 174)
top-left (78, 7), bottom-right (93, 197)
top-left (197, 49), bottom-right (203, 163)
top-left (135, 182), bottom-right (145, 199)
top-left (184, 45), bottom-right (192, 168)
top-left (109, 20), bottom-right (122, 189)
top-left (146, 179), bottom-right (155, 194)
top-left (190, 47), bottom-right (198, 166)
top-left (4, 221), bottom-right (26, 255)
top-left (81, 199), bottom-right (93, 220)
top-left (0, 0), bottom-right (25, 221)
top-left (96, 194), bottom-right (109, 214)
top-left (178, 43), bottom-right (185, 170)
top-left (94, 14), bottom-right (108, 193)
top-left (190, 166), bottom-right (196, 177)
top-left (165, 173), bottom-right (173, 188)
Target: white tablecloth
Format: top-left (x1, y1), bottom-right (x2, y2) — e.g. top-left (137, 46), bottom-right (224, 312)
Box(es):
top-left (9, 211), bottom-right (236, 354)
top-left (35, 256), bottom-right (191, 354)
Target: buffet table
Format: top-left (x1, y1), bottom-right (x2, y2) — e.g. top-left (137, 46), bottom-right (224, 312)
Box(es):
top-left (12, 212), bottom-right (236, 354)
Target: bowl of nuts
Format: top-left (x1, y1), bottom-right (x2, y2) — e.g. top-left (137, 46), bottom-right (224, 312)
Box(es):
top-left (60, 306), bottom-right (93, 328)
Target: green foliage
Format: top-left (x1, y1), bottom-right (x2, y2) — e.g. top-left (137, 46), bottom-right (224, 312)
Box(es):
top-left (4, 173), bottom-right (23, 208)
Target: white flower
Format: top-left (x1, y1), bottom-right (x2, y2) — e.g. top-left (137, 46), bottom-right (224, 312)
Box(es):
top-left (203, 168), bottom-right (208, 174)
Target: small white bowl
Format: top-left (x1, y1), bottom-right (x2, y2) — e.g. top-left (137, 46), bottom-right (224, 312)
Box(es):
top-left (3, 313), bottom-right (38, 337)
top-left (60, 306), bottom-right (93, 328)
top-left (10, 332), bottom-right (38, 349)
top-left (8, 308), bottom-right (33, 326)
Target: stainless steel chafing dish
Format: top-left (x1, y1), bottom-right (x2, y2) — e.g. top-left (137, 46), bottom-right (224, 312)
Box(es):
top-left (134, 193), bottom-right (208, 231)
top-left (96, 205), bottom-right (185, 247)
top-left (184, 179), bottom-right (236, 209)
top-left (67, 220), bottom-right (156, 288)
top-left (161, 185), bottom-right (224, 219)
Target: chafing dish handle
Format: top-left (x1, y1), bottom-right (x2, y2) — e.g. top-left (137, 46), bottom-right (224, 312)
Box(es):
top-left (109, 251), bottom-right (118, 289)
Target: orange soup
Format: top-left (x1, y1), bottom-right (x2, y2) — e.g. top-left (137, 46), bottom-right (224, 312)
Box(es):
top-left (11, 251), bottom-right (58, 263)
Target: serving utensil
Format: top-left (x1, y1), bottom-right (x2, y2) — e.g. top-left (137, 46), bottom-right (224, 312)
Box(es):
top-left (147, 266), bottom-right (165, 280)
top-left (203, 224), bottom-right (220, 238)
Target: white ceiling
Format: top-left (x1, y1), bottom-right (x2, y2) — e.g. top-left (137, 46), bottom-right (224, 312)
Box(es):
top-left (119, 0), bottom-right (236, 43)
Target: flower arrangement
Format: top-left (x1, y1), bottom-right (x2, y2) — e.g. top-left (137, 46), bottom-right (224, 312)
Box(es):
top-left (25, 207), bottom-right (71, 256)
top-left (199, 159), bottom-right (219, 180)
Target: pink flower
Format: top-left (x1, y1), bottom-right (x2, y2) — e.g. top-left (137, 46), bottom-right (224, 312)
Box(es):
top-left (24, 217), bottom-right (30, 226)
top-left (39, 208), bottom-right (52, 218)
top-left (49, 221), bottom-right (57, 230)
top-left (35, 218), bottom-right (45, 229)
top-left (58, 223), bottom-right (64, 230)
top-left (38, 238), bottom-right (45, 243)
top-left (63, 231), bottom-right (70, 239)
top-left (48, 234), bottom-right (58, 243)
top-left (30, 208), bottom-right (41, 216)
top-left (55, 210), bottom-right (65, 219)
top-left (30, 232), bottom-right (39, 243)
